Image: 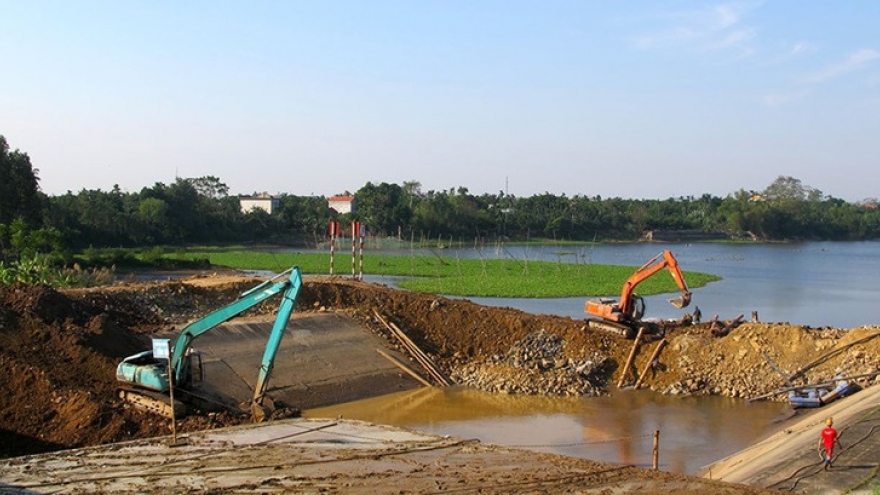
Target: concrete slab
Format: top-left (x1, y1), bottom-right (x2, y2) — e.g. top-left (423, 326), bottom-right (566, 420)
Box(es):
top-left (188, 312), bottom-right (421, 411)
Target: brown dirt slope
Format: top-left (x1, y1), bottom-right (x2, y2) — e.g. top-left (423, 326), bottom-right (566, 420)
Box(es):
top-left (1, 274), bottom-right (879, 460)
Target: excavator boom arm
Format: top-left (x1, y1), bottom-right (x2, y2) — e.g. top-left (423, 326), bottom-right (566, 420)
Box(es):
top-left (618, 250), bottom-right (690, 316)
top-left (251, 268), bottom-right (302, 414)
top-left (169, 267), bottom-right (301, 385)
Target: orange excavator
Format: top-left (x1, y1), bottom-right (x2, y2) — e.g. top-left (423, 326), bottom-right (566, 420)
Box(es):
top-left (585, 250), bottom-right (692, 338)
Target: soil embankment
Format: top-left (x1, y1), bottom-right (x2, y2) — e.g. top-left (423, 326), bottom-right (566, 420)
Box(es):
top-left (1, 273), bottom-right (879, 462)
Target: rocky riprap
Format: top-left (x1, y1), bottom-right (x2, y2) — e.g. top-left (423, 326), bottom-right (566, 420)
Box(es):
top-left (451, 329), bottom-right (613, 397)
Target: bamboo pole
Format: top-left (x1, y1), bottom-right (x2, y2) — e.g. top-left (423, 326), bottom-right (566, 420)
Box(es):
top-left (376, 349), bottom-right (433, 387)
top-left (634, 339), bottom-right (667, 390)
top-left (748, 370), bottom-right (880, 403)
top-left (373, 310), bottom-right (452, 386)
top-left (390, 321), bottom-right (452, 386)
top-left (617, 327), bottom-right (645, 388)
top-left (750, 339), bottom-right (793, 387)
top-left (786, 331), bottom-right (880, 383)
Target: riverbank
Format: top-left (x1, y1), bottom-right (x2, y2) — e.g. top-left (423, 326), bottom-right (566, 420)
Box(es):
top-left (2, 271), bottom-right (880, 492)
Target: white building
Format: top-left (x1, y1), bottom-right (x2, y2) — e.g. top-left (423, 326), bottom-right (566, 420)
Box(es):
top-left (328, 195), bottom-right (356, 215)
top-left (239, 194), bottom-right (281, 214)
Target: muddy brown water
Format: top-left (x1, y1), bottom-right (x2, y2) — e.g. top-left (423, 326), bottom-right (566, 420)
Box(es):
top-left (307, 386), bottom-right (791, 475)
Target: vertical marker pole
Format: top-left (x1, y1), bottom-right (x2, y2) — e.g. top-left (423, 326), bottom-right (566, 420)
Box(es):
top-left (358, 223), bottom-right (365, 281)
top-left (329, 221), bottom-right (337, 276)
top-left (168, 356), bottom-right (177, 444)
top-left (653, 430), bottom-right (660, 470)
top-left (351, 221), bottom-right (356, 278)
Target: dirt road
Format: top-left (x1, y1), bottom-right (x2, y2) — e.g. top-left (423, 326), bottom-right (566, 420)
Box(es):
top-left (0, 418), bottom-right (782, 495)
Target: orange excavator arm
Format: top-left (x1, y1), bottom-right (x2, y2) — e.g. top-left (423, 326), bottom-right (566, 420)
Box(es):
top-left (617, 250), bottom-right (691, 317)
top-left (585, 250), bottom-right (691, 323)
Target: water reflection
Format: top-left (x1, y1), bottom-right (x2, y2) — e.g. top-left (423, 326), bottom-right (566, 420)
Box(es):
top-left (306, 386), bottom-right (790, 474)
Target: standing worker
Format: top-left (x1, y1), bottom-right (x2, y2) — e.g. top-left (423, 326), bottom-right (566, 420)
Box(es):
top-left (818, 417), bottom-right (842, 471)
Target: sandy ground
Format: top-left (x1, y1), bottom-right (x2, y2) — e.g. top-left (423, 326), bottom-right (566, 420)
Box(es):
top-left (704, 383), bottom-right (880, 493)
top-left (0, 418), bottom-right (783, 495)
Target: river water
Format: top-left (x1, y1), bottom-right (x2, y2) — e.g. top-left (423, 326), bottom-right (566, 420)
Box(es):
top-left (361, 241), bottom-right (880, 329)
top-left (306, 387), bottom-right (791, 475)
top-left (300, 241), bottom-right (880, 475)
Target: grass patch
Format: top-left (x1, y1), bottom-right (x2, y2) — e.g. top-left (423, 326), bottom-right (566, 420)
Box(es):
top-left (165, 250), bottom-right (720, 299)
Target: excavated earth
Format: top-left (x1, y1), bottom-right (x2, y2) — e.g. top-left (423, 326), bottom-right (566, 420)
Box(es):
top-left (2, 272), bottom-right (880, 492)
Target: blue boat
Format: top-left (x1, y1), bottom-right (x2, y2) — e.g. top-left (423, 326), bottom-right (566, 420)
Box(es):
top-left (788, 379), bottom-right (859, 408)
top-left (788, 387), bottom-right (825, 408)
top-left (820, 379), bottom-right (859, 404)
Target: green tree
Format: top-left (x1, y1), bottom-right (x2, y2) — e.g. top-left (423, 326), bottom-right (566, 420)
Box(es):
top-left (355, 182), bottom-right (411, 237)
top-left (0, 135), bottom-right (43, 226)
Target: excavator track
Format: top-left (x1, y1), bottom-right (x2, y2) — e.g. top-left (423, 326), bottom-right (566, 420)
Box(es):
top-left (118, 387), bottom-right (186, 419)
top-left (585, 319), bottom-right (636, 339)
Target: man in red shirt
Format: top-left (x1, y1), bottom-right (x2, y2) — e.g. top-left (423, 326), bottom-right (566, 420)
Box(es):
top-left (818, 417), bottom-right (842, 471)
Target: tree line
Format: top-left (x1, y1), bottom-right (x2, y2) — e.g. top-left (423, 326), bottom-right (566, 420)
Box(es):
top-left (3, 135), bottom-right (880, 267)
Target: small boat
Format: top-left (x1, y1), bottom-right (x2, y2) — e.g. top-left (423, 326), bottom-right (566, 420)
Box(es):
top-left (787, 379), bottom-right (859, 408)
top-left (788, 387), bottom-right (826, 408)
top-left (820, 379), bottom-right (859, 404)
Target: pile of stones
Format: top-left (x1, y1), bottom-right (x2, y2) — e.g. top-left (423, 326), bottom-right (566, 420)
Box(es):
top-left (451, 329), bottom-right (613, 397)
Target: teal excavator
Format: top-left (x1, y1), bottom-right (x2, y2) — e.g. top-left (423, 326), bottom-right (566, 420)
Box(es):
top-left (116, 267), bottom-right (303, 422)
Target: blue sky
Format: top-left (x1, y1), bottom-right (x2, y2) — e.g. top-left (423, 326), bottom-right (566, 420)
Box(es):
top-left (2, 1), bottom-right (878, 200)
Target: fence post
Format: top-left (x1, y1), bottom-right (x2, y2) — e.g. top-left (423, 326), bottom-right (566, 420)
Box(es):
top-left (653, 430), bottom-right (660, 470)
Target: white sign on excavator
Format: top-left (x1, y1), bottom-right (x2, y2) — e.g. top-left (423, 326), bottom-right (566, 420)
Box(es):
top-left (152, 338), bottom-right (170, 360)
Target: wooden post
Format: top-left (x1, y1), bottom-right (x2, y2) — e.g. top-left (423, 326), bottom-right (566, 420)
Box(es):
top-left (167, 356), bottom-right (177, 444)
top-left (708, 315), bottom-right (719, 334)
top-left (634, 339), bottom-right (667, 390)
top-left (617, 327), bottom-right (645, 388)
top-left (653, 430), bottom-right (660, 470)
top-left (751, 311), bottom-right (759, 322)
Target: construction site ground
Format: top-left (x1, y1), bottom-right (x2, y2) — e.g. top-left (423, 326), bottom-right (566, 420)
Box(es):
top-left (2, 271), bottom-right (880, 493)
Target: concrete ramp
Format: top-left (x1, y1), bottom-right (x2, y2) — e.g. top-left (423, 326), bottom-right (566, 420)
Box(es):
top-left (190, 312), bottom-right (421, 411)
top-left (703, 383), bottom-right (880, 493)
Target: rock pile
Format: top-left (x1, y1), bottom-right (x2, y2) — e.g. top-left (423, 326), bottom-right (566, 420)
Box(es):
top-left (451, 329), bottom-right (613, 397)
top-left (646, 324), bottom-right (880, 400)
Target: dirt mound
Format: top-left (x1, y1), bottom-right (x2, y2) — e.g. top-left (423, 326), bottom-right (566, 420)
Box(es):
top-left (0, 282), bottom-right (285, 459)
top-left (2, 274), bottom-right (879, 459)
top-left (651, 322), bottom-right (880, 398)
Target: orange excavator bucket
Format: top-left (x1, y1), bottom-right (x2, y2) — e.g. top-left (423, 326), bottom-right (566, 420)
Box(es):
top-left (668, 292), bottom-right (692, 309)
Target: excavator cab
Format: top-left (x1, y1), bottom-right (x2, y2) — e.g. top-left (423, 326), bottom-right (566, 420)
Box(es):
top-left (585, 250), bottom-right (692, 338)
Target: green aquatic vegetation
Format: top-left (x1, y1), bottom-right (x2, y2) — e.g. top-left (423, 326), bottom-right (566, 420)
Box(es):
top-left (165, 249), bottom-right (720, 299)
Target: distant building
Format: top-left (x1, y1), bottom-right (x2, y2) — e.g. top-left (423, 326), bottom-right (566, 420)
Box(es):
top-left (239, 193), bottom-right (281, 214)
top-left (643, 230), bottom-right (729, 242)
top-left (328, 195), bottom-right (356, 215)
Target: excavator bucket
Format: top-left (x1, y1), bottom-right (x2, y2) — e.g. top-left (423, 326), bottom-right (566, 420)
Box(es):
top-left (251, 396), bottom-right (276, 423)
top-left (668, 292), bottom-right (691, 309)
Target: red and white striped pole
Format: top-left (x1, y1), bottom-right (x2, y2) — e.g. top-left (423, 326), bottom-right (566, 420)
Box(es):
top-left (358, 223), bottom-right (365, 281)
top-left (329, 221), bottom-right (339, 276)
top-left (350, 221), bottom-right (357, 278)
